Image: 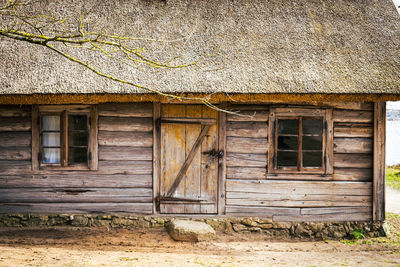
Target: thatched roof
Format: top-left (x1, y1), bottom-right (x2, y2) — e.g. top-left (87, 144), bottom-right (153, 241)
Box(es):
top-left (0, 0), bottom-right (399, 96)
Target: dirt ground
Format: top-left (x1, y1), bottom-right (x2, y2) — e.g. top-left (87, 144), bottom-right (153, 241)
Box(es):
top-left (0, 224), bottom-right (399, 267)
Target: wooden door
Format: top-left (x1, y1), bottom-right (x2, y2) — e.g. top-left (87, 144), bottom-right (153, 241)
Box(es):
top-left (159, 104), bottom-right (219, 214)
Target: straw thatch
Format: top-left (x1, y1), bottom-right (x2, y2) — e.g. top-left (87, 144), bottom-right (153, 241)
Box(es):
top-left (0, 0), bottom-right (399, 95)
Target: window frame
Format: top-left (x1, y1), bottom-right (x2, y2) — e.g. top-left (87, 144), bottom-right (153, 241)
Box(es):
top-left (32, 105), bottom-right (98, 171)
top-left (268, 107), bottom-right (333, 176)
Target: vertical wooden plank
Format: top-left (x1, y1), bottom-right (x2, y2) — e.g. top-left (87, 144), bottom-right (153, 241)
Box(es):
top-left (185, 105), bottom-right (202, 213)
top-left (217, 103), bottom-right (227, 214)
top-left (89, 105), bottom-right (98, 170)
top-left (160, 104), bottom-right (186, 213)
top-left (31, 105), bottom-right (39, 171)
top-left (267, 109), bottom-right (275, 174)
top-left (373, 102), bottom-right (386, 221)
top-left (153, 102), bottom-right (161, 214)
top-left (201, 105), bottom-right (218, 214)
top-left (325, 109), bottom-right (333, 175)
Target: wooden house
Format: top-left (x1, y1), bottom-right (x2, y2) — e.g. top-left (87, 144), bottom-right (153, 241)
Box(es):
top-left (0, 0), bottom-right (399, 223)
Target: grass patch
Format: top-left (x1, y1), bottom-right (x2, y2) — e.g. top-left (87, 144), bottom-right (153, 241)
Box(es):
top-left (386, 166), bottom-right (400, 190)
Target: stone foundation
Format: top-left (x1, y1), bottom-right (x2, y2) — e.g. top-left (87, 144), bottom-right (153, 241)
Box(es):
top-left (0, 214), bottom-right (386, 239)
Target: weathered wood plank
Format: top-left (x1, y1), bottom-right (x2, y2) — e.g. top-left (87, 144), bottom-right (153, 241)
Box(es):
top-left (274, 212), bottom-right (372, 222)
top-left (227, 180), bottom-right (372, 195)
top-left (0, 188), bottom-right (152, 203)
top-left (334, 138), bottom-right (373, 153)
top-left (334, 153), bottom-right (373, 168)
top-left (373, 102), bottom-right (386, 221)
top-left (31, 105), bottom-right (39, 171)
top-left (227, 110), bottom-right (269, 122)
top-left (0, 132), bottom-right (31, 147)
top-left (227, 199), bottom-right (371, 207)
top-left (301, 206), bottom-right (372, 215)
top-left (0, 203), bottom-right (153, 214)
top-left (226, 153), bottom-right (267, 167)
top-left (226, 137), bottom-right (268, 154)
top-left (334, 125), bottom-right (373, 138)
top-left (98, 160), bottom-right (152, 175)
top-left (153, 102), bottom-right (161, 214)
top-left (98, 131), bottom-right (152, 147)
top-left (88, 105), bottom-right (98, 171)
top-left (217, 103), bottom-right (227, 215)
top-left (99, 146), bottom-right (152, 161)
top-left (226, 206), bottom-right (300, 216)
top-left (226, 167), bottom-right (266, 179)
top-left (333, 110), bottom-right (373, 123)
top-left (98, 103), bottom-right (153, 117)
top-left (99, 117), bottom-right (153, 132)
top-left (0, 174), bottom-right (152, 188)
top-left (0, 117), bottom-right (31, 131)
top-left (0, 147), bottom-right (31, 160)
top-left (333, 168), bottom-right (372, 181)
top-left (228, 105), bottom-right (269, 111)
top-left (0, 105), bottom-right (31, 117)
top-left (226, 121), bottom-right (268, 138)
top-left (0, 161), bottom-right (31, 175)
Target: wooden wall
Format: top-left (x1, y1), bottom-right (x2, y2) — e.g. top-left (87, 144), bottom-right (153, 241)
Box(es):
top-left (225, 103), bottom-right (374, 221)
top-left (0, 104), bottom-right (153, 214)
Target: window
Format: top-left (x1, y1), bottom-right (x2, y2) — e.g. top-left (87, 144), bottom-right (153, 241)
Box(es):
top-left (32, 105), bottom-right (98, 170)
top-left (268, 108), bottom-right (333, 175)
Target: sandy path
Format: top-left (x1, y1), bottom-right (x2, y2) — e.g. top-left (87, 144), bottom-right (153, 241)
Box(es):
top-left (0, 227), bottom-right (399, 266)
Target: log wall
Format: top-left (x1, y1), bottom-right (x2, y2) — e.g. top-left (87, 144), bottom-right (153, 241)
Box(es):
top-left (225, 103), bottom-right (374, 221)
top-left (0, 104), bottom-right (153, 214)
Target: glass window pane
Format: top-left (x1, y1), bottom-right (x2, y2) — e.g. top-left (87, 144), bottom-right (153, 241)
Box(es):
top-left (303, 118), bottom-right (323, 135)
top-left (43, 148), bottom-right (60, 164)
top-left (69, 132), bottom-right (88, 146)
top-left (278, 119), bottom-right (298, 134)
top-left (42, 132), bottom-right (60, 147)
top-left (42, 116), bottom-right (60, 131)
top-left (278, 136), bottom-right (298, 150)
top-left (277, 151), bottom-right (297, 167)
top-left (68, 147), bottom-right (87, 164)
top-left (303, 152), bottom-right (322, 167)
top-left (68, 115), bottom-right (87, 130)
top-left (302, 136), bottom-right (322, 150)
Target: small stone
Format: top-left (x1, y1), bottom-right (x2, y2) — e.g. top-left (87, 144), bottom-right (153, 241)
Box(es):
top-left (232, 223), bottom-right (247, 232)
top-left (91, 219), bottom-right (111, 227)
top-left (256, 218), bottom-right (273, 224)
top-left (112, 218), bottom-right (134, 227)
top-left (71, 215), bottom-right (88, 226)
top-left (259, 223), bottom-right (273, 229)
top-left (272, 222), bottom-right (292, 229)
top-left (241, 218), bottom-right (257, 227)
top-left (249, 227), bottom-right (262, 233)
top-left (382, 222), bottom-right (390, 236)
top-left (166, 220), bottom-right (216, 242)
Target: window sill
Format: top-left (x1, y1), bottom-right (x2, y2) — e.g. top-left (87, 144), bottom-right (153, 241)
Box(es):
top-left (266, 173), bottom-right (333, 181)
top-left (39, 164), bottom-right (90, 171)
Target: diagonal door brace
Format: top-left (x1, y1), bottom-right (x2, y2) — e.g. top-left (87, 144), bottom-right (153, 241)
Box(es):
top-left (166, 125), bottom-right (211, 197)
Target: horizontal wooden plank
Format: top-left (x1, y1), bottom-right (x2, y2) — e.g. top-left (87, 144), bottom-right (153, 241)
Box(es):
top-left (228, 105), bottom-right (269, 111)
top-left (227, 167), bottom-right (266, 179)
top-left (334, 154), bottom-right (373, 168)
top-left (226, 192), bottom-right (371, 207)
top-left (227, 180), bottom-right (372, 195)
top-left (161, 118), bottom-right (216, 125)
top-left (226, 153), bottom-right (267, 167)
top-left (98, 131), bottom-right (153, 147)
top-left (0, 117), bottom-right (31, 131)
top-left (274, 212), bottom-right (372, 222)
top-left (266, 174), bottom-right (333, 181)
top-left (0, 105), bottom-right (31, 117)
top-left (226, 121), bottom-right (268, 138)
top-left (226, 206), bottom-right (300, 216)
top-left (227, 110), bottom-right (269, 122)
top-left (98, 103), bottom-right (153, 117)
top-left (99, 160), bottom-right (152, 175)
top-left (0, 132), bottom-right (31, 147)
top-left (333, 168), bottom-right (372, 181)
top-left (99, 117), bottom-right (152, 132)
top-left (334, 138), bottom-right (372, 153)
top-left (0, 161), bottom-right (31, 175)
top-left (0, 203), bottom-right (153, 214)
top-left (301, 206), bottom-right (372, 215)
top-left (333, 110), bottom-right (373, 123)
top-left (0, 174), bottom-right (152, 188)
top-left (226, 137), bottom-right (268, 154)
top-left (0, 147), bottom-right (31, 160)
top-left (99, 146), bottom-right (152, 161)
top-left (39, 105), bottom-right (90, 113)
top-left (0, 188), bottom-right (152, 203)
top-left (323, 102), bottom-right (373, 111)
top-left (334, 125), bottom-right (373, 138)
